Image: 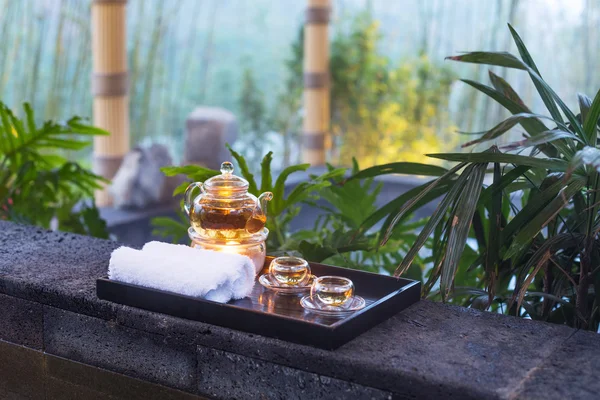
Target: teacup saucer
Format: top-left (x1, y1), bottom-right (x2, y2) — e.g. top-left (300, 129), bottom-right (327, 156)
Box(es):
top-left (258, 273), bottom-right (315, 295)
top-left (300, 295), bottom-right (366, 317)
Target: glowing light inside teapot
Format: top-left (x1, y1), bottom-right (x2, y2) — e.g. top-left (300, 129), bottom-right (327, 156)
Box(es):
top-left (184, 161), bottom-right (272, 273)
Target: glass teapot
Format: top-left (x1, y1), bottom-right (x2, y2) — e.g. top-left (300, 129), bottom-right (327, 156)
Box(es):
top-left (184, 162), bottom-right (273, 238)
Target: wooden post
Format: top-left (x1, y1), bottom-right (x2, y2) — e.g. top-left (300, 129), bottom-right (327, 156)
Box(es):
top-left (302, 0), bottom-right (330, 165)
top-left (91, 0), bottom-right (130, 206)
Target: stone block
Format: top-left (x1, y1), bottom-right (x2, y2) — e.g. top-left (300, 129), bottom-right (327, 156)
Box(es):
top-left (46, 354), bottom-right (205, 400)
top-left (0, 293), bottom-right (43, 349)
top-left (507, 330), bottom-right (600, 399)
top-left (0, 340), bottom-right (45, 400)
top-left (185, 107), bottom-right (238, 169)
top-left (0, 223), bottom-right (120, 321)
top-left (43, 306), bottom-right (197, 393)
top-left (196, 345), bottom-right (393, 400)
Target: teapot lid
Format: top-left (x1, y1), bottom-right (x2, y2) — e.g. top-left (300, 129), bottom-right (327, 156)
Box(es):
top-left (204, 162), bottom-right (249, 193)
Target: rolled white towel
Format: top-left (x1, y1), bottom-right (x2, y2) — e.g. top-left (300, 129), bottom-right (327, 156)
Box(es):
top-left (108, 241), bottom-right (255, 303)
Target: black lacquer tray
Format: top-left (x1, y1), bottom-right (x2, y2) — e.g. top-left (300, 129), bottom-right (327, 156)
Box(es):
top-left (96, 257), bottom-right (420, 349)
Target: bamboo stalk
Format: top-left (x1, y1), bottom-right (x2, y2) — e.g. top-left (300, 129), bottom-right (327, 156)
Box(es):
top-left (302, 0), bottom-right (330, 165)
top-left (92, 0), bottom-right (129, 206)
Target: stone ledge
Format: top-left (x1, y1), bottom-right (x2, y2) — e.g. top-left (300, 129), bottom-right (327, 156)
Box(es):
top-left (0, 220), bottom-right (599, 399)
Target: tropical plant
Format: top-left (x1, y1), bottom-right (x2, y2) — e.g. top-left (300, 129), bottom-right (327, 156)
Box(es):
top-left (0, 102), bottom-right (110, 238)
top-left (152, 145), bottom-right (347, 250)
top-left (357, 24), bottom-right (600, 330)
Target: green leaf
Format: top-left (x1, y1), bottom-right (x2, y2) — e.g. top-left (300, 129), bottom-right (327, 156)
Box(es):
top-left (285, 180), bottom-right (331, 211)
top-left (312, 167), bottom-right (346, 181)
top-left (272, 163), bottom-right (310, 214)
top-left (504, 179), bottom-right (585, 259)
top-left (427, 152), bottom-right (568, 171)
top-left (320, 177), bottom-right (381, 228)
top-left (502, 178), bottom-right (564, 241)
top-left (453, 27), bottom-right (584, 142)
top-left (67, 118), bottom-right (110, 136)
top-left (461, 79), bottom-right (548, 136)
top-left (346, 162), bottom-right (448, 181)
top-left (479, 165), bottom-right (530, 205)
top-left (501, 130), bottom-right (582, 151)
top-left (173, 181), bottom-right (189, 197)
top-left (7, 109), bottom-right (26, 139)
top-left (488, 71), bottom-right (530, 111)
top-left (23, 103), bottom-right (36, 134)
top-left (578, 93), bottom-right (592, 123)
top-left (461, 113), bottom-right (567, 148)
top-left (440, 162), bottom-right (487, 300)
top-left (351, 157), bottom-right (360, 174)
top-left (382, 162), bottom-right (467, 244)
top-left (583, 88), bottom-right (600, 145)
top-left (260, 151), bottom-right (273, 193)
top-left (446, 51), bottom-right (526, 70)
top-left (394, 164), bottom-right (475, 276)
top-left (356, 179), bottom-right (453, 237)
top-left (533, 72), bottom-right (585, 142)
top-left (161, 165), bottom-right (213, 177)
top-left (297, 233), bottom-right (371, 263)
top-left (0, 104), bottom-right (16, 154)
top-left (507, 24), bottom-right (564, 125)
top-left (226, 144), bottom-right (258, 194)
top-left (484, 162), bottom-right (502, 305)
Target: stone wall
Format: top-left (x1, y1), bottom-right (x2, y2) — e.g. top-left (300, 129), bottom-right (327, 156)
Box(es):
top-left (0, 221), bottom-right (599, 399)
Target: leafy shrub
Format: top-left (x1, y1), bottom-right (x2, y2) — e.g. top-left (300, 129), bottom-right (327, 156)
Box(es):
top-left (0, 102), bottom-right (109, 238)
top-left (377, 25), bottom-right (600, 330)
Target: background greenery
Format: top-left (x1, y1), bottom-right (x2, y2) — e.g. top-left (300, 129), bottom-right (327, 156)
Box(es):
top-left (0, 0), bottom-right (598, 168)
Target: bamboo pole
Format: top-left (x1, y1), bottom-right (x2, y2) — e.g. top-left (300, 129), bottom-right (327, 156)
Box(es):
top-left (91, 0), bottom-right (129, 206)
top-left (302, 0), bottom-right (330, 165)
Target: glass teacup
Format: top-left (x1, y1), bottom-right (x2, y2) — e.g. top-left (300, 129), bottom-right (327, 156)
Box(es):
top-left (269, 256), bottom-right (311, 286)
top-left (310, 276), bottom-right (354, 307)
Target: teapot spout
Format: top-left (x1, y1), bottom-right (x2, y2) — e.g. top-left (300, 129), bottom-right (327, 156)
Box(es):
top-left (258, 192), bottom-right (273, 217)
top-left (245, 192), bottom-right (272, 234)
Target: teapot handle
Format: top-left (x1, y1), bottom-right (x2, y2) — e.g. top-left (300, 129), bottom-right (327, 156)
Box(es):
top-left (183, 182), bottom-right (203, 216)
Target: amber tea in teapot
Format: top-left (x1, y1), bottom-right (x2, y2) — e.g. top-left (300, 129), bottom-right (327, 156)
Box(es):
top-left (184, 162), bottom-right (272, 238)
top-left (191, 205), bottom-right (266, 233)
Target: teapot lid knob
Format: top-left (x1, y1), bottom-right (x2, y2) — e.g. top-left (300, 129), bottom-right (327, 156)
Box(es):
top-left (220, 161), bottom-right (234, 176)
